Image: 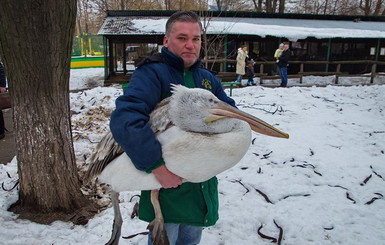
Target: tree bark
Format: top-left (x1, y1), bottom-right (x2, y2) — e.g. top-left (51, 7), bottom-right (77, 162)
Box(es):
top-left (279, 0), bottom-right (285, 13)
top-left (266, 0), bottom-right (272, 12)
top-left (359, 0), bottom-right (372, 15)
top-left (0, 0), bottom-right (92, 223)
top-left (373, 0), bottom-right (383, 15)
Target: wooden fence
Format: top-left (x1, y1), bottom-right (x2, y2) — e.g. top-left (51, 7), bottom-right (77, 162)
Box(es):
top-left (106, 59), bottom-right (385, 85)
top-left (205, 59), bottom-right (385, 84)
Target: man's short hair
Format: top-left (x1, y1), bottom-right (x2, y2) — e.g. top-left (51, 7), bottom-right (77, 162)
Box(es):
top-left (165, 11), bottom-right (202, 36)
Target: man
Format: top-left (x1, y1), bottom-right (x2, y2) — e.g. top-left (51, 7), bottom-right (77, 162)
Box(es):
top-left (277, 42), bottom-right (290, 87)
top-left (109, 11), bottom-right (235, 245)
top-left (0, 61), bottom-right (7, 140)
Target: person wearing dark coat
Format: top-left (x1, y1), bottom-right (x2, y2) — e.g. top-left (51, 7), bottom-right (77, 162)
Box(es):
top-left (246, 59), bottom-right (256, 86)
top-left (0, 62), bottom-right (7, 139)
top-left (277, 42), bottom-right (290, 87)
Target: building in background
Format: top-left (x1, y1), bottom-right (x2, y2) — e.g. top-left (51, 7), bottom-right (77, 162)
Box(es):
top-left (97, 10), bottom-right (385, 83)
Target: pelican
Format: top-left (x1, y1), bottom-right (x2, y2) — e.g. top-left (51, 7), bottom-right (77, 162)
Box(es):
top-left (86, 85), bottom-right (289, 245)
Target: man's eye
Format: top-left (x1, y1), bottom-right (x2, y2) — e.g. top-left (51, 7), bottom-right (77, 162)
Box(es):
top-left (178, 37), bottom-right (186, 41)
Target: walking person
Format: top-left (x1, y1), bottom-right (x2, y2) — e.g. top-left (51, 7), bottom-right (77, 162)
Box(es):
top-left (277, 42), bottom-right (290, 87)
top-left (236, 45), bottom-right (248, 86)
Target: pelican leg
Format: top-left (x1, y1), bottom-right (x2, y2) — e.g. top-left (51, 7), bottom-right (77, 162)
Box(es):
top-left (147, 189), bottom-right (169, 245)
top-left (105, 191), bottom-right (123, 245)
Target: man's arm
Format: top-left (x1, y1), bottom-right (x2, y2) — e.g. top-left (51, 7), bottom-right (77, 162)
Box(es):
top-left (110, 65), bottom-right (165, 172)
top-left (110, 64), bottom-right (182, 188)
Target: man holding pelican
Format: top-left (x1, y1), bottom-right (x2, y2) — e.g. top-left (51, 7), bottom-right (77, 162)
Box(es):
top-left (110, 11), bottom-right (234, 245)
top-left (108, 11), bottom-right (289, 245)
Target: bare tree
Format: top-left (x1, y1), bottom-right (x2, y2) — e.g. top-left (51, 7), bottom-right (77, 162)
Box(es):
top-left (359, 0), bottom-right (372, 15)
top-left (199, 11), bottom-right (237, 70)
top-left (373, 0), bottom-right (383, 15)
top-left (251, 0), bottom-right (263, 11)
top-left (0, 0), bottom-right (95, 223)
top-left (278, 0), bottom-right (286, 13)
top-left (250, 0), bottom-right (286, 13)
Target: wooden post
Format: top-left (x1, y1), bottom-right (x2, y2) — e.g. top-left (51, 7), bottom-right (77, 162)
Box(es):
top-left (371, 63), bottom-right (377, 84)
top-left (223, 36), bottom-right (228, 72)
top-left (123, 42), bottom-right (127, 74)
top-left (103, 36), bottom-right (108, 80)
top-left (371, 39), bottom-right (381, 83)
top-left (325, 38), bottom-right (332, 72)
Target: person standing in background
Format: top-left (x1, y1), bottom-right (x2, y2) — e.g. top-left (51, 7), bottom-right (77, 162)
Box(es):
top-left (246, 59), bottom-right (256, 86)
top-left (236, 45), bottom-right (248, 86)
top-left (277, 42), bottom-right (290, 87)
top-left (0, 61), bottom-right (7, 139)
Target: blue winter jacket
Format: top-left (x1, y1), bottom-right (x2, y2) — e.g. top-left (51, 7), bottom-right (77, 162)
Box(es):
top-left (110, 47), bottom-right (235, 172)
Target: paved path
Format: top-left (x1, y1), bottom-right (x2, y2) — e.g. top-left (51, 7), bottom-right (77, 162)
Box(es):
top-left (0, 108), bottom-right (16, 164)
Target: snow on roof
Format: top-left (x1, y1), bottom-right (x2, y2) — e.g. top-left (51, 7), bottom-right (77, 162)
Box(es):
top-left (98, 16), bottom-right (385, 41)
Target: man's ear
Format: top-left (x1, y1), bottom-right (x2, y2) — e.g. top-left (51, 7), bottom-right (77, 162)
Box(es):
top-left (163, 36), bottom-right (169, 47)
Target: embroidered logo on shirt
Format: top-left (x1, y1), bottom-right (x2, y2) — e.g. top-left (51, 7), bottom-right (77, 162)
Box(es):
top-left (202, 79), bottom-right (212, 91)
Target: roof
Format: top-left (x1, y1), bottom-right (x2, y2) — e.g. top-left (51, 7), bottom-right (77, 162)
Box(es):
top-left (98, 11), bottom-right (385, 41)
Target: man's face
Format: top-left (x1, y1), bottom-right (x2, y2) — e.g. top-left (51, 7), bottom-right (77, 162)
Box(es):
top-left (163, 21), bottom-right (201, 69)
top-left (284, 44), bottom-right (289, 50)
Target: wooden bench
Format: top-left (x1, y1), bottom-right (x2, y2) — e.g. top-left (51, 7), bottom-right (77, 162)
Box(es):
top-left (221, 82), bottom-right (241, 96)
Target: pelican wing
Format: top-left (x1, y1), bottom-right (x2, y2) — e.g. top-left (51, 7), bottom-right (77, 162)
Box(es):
top-left (149, 96), bottom-right (174, 135)
top-left (86, 96), bottom-right (174, 182)
top-left (85, 131), bottom-right (124, 182)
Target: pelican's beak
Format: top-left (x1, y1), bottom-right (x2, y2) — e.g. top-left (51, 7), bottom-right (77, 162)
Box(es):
top-left (207, 101), bottom-right (289, 139)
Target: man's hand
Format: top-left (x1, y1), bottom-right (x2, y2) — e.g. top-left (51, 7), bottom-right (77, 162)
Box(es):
top-left (152, 165), bottom-right (182, 188)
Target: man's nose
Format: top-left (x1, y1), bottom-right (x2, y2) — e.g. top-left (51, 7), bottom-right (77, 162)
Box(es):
top-left (185, 39), bottom-right (194, 49)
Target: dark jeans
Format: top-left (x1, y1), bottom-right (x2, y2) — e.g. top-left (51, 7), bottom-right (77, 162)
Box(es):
top-left (247, 76), bottom-right (255, 85)
top-left (278, 66), bottom-right (288, 87)
top-left (148, 223), bottom-right (202, 245)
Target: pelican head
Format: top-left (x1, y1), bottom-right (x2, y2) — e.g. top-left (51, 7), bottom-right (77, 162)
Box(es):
top-left (169, 85), bottom-right (289, 138)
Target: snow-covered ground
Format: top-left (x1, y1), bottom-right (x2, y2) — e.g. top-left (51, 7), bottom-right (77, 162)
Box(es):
top-left (1, 68), bottom-right (384, 245)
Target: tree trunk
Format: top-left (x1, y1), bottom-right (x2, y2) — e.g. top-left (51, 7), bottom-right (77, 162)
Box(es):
top-left (215, 0), bottom-right (222, 11)
top-left (0, 0), bottom-right (92, 223)
top-left (279, 0), bottom-right (285, 13)
top-left (266, 0), bottom-right (272, 12)
top-left (359, 0), bottom-right (372, 15)
top-left (324, 0), bottom-right (329, 14)
top-left (373, 0), bottom-right (383, 15)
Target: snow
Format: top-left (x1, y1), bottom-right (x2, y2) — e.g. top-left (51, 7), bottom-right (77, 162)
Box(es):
top-left (1, 68), bottom-right (385, 245)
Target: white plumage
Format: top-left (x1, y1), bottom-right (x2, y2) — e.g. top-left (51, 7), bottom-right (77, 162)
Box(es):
top-left (86, 85), bottom-right (289, 245)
